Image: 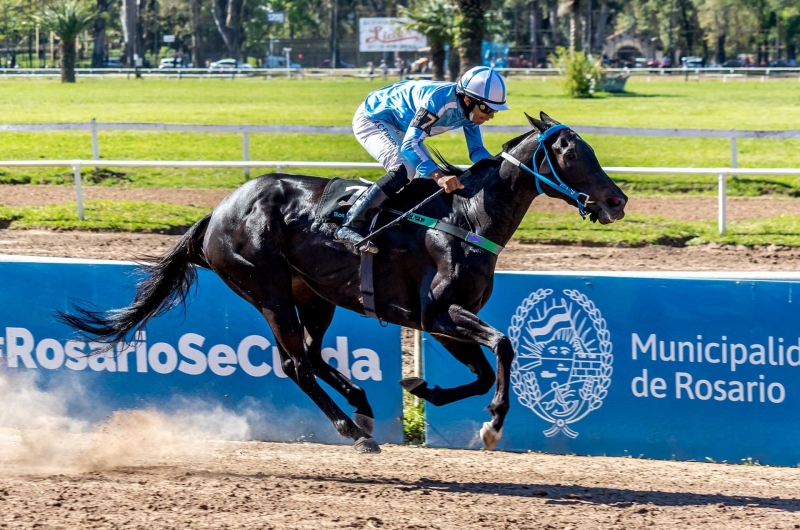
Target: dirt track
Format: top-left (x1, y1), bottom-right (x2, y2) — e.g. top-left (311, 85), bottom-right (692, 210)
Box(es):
top-left (2, 186), bottom-right (800, 529)
top-left (2, 427), bottom-right (800, 530)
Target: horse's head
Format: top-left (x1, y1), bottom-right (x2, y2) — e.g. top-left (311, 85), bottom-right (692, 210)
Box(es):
top-left (502, 111), bottom-right (627, 224)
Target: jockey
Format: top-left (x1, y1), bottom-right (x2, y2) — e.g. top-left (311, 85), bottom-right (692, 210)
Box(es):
top-left (334, 66), bottom-right (510, 253)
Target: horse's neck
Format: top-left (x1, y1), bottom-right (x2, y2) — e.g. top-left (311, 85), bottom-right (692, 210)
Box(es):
top-left (454, 153), bottom-right (539, 248)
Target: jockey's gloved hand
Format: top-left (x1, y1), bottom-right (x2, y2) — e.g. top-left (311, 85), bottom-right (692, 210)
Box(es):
top-left (429, 170), bottom-right (464, 194)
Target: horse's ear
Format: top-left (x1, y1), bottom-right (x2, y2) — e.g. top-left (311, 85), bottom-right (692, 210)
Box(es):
top-left (525, 112), bottom-right (548, 133)
top-left (539, 111), bottom-right (561, 126)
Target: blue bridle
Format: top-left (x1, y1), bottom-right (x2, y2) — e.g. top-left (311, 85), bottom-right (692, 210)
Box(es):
top-left (500, 124), bottom-right (592, 219)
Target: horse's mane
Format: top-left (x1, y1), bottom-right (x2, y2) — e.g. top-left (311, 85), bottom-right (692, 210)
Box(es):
top-left (501, 129), bottom-right (536, 153)
top-left (428, 146), bottom-right (467, 177)
top-left (426, 147), bottom-right (503, 202)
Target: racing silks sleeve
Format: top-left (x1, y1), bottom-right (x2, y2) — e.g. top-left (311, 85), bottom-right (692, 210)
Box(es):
top-left (463, 122), bottom-right (492, 163)
top-left (400, 107), bottom-right (440, 178)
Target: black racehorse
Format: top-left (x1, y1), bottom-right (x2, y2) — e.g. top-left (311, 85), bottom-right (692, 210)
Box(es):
top-left (59, 112), bottom-right (627, 454)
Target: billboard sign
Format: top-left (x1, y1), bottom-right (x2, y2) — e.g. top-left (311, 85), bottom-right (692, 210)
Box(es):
top-left (425, 271), bottom-right (800, 466)
top-left (359, 18), bottom-right (427, 52)
top-left (0, 257), bottom-right (403, 445)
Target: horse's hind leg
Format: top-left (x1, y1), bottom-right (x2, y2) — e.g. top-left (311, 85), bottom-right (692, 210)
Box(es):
top-left (400, 336), bottom-right (494, 407)
top-left (212, 258), bottom-right (379, 453)
top-left (293, 285), bottom-right (376, 435)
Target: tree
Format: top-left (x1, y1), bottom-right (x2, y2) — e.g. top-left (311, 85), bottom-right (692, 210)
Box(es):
top-left (557, 0), bottom-right (581, 52)
top-left (189, 0), bottom-right (203, 67)
top-left (213, 0), bottom-right (245, 60)
top-left (37, 0), bottom-right (95, 82)
top-left (455, 0), bottom-right (489, 74)
top-left (91, 0), bottom-right (110, 67)
top-left (402, 0), bottom-right (456, 80)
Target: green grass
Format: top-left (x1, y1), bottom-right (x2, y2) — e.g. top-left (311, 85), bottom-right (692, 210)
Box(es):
top-left (3, 200), bottom-right (800, 247)
top-left (0, 77), bottom-right (798, 194)
top-left (0, 200), bottom-right (209, 232)
top-left (0, 76), bottom-right (798, 247)
top-left (1, 76), bottom-right (799, 129)
top-left (403, 393), bottom-right (425, 445)
top-left (516, 212), bottom-right (800, 247)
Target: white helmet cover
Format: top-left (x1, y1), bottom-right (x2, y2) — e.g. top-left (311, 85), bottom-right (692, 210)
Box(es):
top-left (458, 66), bottom-right (509, 111)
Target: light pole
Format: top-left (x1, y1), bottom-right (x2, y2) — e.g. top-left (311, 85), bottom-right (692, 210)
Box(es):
top-left (283, 47), bottom-right (292, 78)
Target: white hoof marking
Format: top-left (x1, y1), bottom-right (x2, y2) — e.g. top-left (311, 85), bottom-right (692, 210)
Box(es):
top-left (480, 421), bottom-right (503, 451)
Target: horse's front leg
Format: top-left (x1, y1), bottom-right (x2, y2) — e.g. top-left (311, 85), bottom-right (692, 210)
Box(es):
top-left (424, 304), bottom-right (514, 450)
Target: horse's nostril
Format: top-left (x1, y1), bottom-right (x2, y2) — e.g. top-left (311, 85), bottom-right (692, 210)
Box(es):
top-left (606, 197), bottom-right (623, 208)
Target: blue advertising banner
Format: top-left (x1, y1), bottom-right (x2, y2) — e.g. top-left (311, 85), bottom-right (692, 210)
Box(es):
top-left (425, 271), bottom-right (800, 466)
top-left (0, 257), bottom-right (403, 445)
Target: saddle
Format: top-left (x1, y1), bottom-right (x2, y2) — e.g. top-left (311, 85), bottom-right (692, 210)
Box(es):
top-left (315, 178), bottom-right (371, 226)
top-left (315, 176), bottom-right (504, 323)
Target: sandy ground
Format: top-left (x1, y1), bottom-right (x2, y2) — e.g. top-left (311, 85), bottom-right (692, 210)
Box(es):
top-left (1, 230), bottom-right (799, 273)
top-left (2, 185), bottom-right (800, 529)
top-left (2, 425), bottom-right (800, 530)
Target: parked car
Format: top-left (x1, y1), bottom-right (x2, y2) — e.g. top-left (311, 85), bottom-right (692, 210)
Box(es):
top-left (681, 56), bottom-right (704, 68)
top-left (263, 55), bottom-right (301, 69)
top-left (646, 58), bottom-right (670, 68)
top-left (159, 58), bottom-right (192, 69)
top-left (101, 58), bottom-right (124, 68)
top-left (506, 55), bottom-right (532, 68)
top-left (208, 59), bottom-right (253, 72)
top-left (318, 58), bottom-right (356, 69)
top-left (721, 58), bottom-right (744, 68)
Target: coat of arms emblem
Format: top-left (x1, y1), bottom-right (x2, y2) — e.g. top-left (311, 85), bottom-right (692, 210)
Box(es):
top-left (509, 288), bottom-right (613, 438)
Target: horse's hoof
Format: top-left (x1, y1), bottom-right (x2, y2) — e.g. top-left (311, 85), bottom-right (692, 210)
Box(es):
top-left (354, 413), bottom-right (374, 436)
top-left (354, 436), bottom-right (381, 454)
top-left (480, 421), bottom-right (503, 451)
top-left (399, 377), bottom-right (426, 392)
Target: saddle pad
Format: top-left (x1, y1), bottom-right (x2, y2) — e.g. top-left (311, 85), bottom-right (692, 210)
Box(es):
top-left (315, 178), bottom-right (371, 225)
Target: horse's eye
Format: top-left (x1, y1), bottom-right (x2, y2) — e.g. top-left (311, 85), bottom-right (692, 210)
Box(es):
top-left (564, 150), bottom-right (576, 160)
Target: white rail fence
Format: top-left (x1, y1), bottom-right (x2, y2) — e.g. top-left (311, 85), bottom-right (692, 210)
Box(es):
top-left (3, 120), bottom-right (800, 181)
top-left (3, 67), bottom-right (800, 80)
top-left (2, 159), bottom-right (800, 234)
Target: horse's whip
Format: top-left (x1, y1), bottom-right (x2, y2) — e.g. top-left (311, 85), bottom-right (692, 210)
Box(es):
top-left (356, 170), bottom-right (471, 251)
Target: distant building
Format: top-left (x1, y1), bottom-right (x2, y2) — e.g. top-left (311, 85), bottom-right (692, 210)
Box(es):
top-left (604, 27), bottom-right (661, 65)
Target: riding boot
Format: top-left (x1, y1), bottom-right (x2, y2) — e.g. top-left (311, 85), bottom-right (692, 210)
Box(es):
top-left (334, 183), bottom-right (388, 254)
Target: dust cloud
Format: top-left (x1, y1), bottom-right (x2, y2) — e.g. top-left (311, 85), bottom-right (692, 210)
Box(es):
top-left (0, 368), bottom-right (253, 474)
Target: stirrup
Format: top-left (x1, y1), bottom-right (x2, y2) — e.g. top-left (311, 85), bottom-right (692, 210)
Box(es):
top-left (355, 238), bottom-right (378, 254)
top-left (334, 226), bottom-right (378, 254)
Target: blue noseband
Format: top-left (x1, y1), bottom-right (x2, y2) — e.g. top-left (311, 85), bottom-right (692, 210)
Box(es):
top-left (500, 124), bottom-right (591, 219)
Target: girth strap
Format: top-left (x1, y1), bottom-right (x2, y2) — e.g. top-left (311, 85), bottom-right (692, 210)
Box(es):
top-left (358, 186), bottom-right (505, 321)
top-left (359, 215), bottom-right (380, 320)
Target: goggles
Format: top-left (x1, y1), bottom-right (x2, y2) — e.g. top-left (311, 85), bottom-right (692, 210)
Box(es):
top-left (474, 101), bottom-right (498, 115)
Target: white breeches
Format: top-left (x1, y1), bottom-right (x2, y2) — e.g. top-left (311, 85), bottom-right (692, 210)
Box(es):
top-left (352, 102), bottom-right (430, 180)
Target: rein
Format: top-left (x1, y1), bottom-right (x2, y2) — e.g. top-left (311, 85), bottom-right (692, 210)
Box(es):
top-left (500, 124), bottom-right (592, 219)
top-left (384, 207), bottom-right (504, 255)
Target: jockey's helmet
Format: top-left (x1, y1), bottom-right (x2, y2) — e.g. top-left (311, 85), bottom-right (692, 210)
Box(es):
top-left (456, 66), bottom-right (510, 112)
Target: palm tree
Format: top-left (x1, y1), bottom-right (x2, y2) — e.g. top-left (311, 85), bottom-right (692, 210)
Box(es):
top-left (37, 0), bottom-right (95, 83)
top-left (402, 0), bottom-right (456, 81)
top-left (454, 0), bottom-right (489, 74)
top-left (558, 0), bottom-right (581, 53)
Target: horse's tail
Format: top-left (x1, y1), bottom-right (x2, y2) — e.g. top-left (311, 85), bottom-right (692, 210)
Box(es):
top-left (57, 213), bottom-right (213, 348)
